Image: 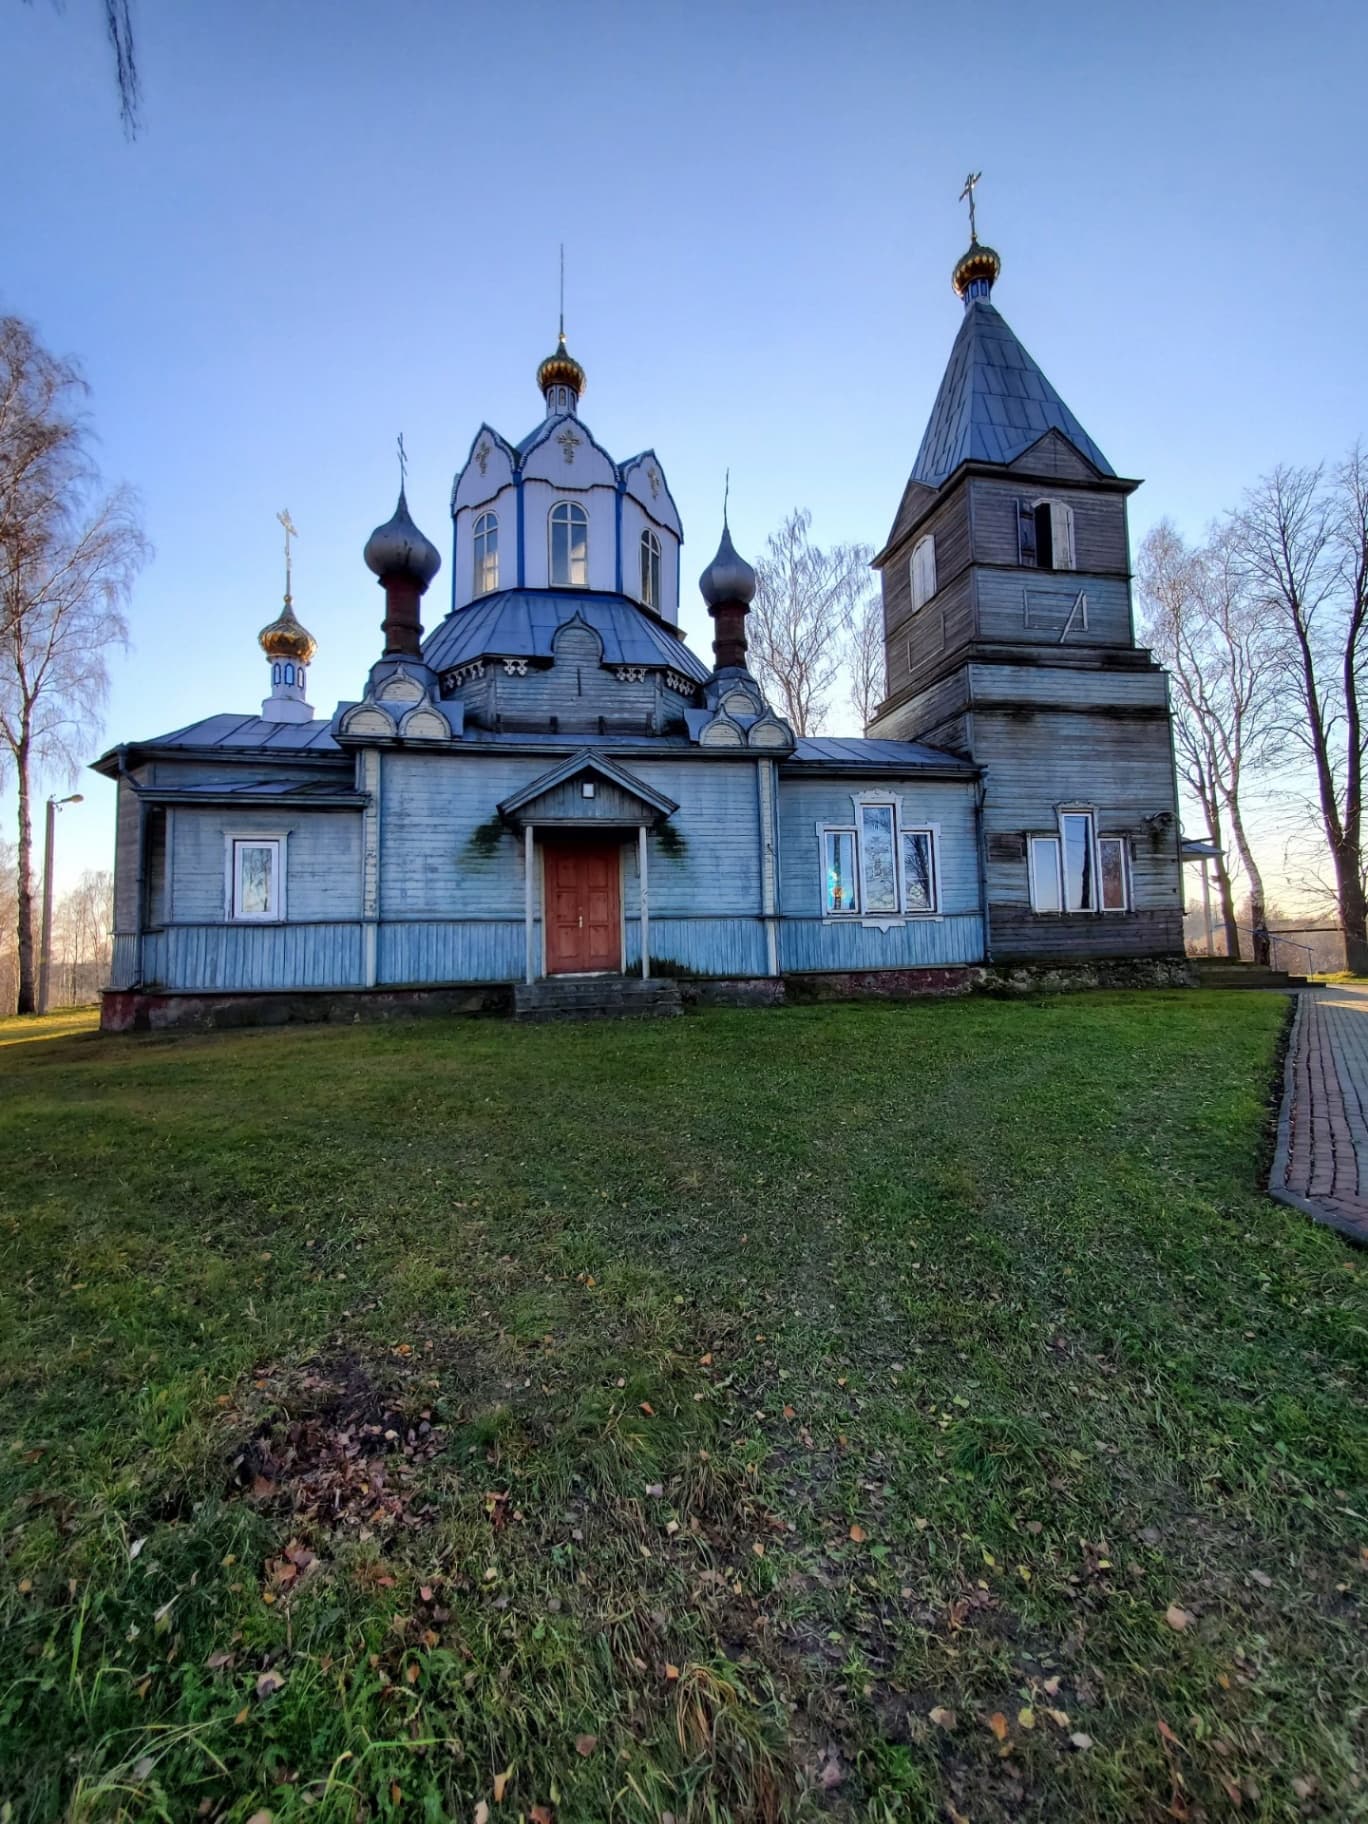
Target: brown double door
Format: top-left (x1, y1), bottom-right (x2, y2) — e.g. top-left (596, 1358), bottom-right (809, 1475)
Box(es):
top-left (544, 840), bottom-right (621, 975)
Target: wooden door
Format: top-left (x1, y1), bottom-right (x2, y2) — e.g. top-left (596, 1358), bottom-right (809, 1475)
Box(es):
top-left (545, 842), bottom-right (621, 975)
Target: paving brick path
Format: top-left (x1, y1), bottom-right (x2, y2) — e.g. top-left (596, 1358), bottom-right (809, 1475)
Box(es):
top-left (1271, 986), bottom-right (1368, 1244)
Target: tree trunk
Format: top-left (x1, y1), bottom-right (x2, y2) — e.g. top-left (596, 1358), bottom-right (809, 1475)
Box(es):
top-left (1203, 798), bottom-right (1241, 959)
top-left (1225, 798), bottom-right (1269, 965)
top-left (14, 733), bottom-right (35, 1015)
top-left (1333, 841), bottom-right (1368, 974)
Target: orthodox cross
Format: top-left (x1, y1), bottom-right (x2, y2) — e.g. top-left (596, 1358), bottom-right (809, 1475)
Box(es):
top-left (723, 467), bottom-right (730, 526)
top-left (397, 432), bottom-right (408, 490)
top-left (559, 242), bottom-right (565, 340)
top-left (959, 170), bottom-right (982, 241)
top-left (276, 509), bottom-right (298, 604)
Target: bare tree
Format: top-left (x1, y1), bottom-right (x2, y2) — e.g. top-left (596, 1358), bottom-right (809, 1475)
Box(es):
top-left (20, 0), bottom-right (141, 135)
top-left (1139, 519), bottom-right (1284, 963)
top-left (53, 866), bottom-right (113, 1004)
top-left (1230, 455), bottom-right (1368, 971)
top-left (0, 315), bottom-right (148, 1014)
top-left (0, 839), bottom-right (16, 1015)
top-left (750, 510), bottom-right (872, 735)
top-left (846, 588), bottom-right (886, 733)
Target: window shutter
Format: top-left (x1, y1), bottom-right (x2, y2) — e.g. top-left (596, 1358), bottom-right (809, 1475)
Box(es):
top-left (1017, 500), bottom-right (1037, 567)
top-left (1052, 502), bottom-right (1076, 570)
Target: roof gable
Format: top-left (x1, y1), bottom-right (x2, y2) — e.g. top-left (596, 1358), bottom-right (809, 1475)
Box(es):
top-left (907, 299), bottom-right (1114, 491)
top-left (497, 749), bottom-right (678, 825)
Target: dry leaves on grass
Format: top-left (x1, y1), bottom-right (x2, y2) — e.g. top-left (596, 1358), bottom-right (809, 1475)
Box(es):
top-left (1165, 1603), bottom-right (1195, 1631)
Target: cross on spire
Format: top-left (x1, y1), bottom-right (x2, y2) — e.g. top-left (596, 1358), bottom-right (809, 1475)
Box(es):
top-left (397, 432), bottom-right (408, 492)
top-left (959, 170), bottom-right (982, 242)
top-left (558, 242), bottom-right (566, 343)
top-left (276, 508), bottom-right (298, 605)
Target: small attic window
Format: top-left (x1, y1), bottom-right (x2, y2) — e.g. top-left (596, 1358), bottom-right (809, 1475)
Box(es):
top-left (910, 534), bottom-right (937, 610)
top-left (1018, 499), bottom-right (1076, 572)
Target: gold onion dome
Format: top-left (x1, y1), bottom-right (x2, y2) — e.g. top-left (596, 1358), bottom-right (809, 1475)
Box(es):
top-left (258, 598), bottom-right (317, 663)
top-left (537, 330), bottom-right (586, 398)
top-left (952, 238), bottom-right (1002, 299)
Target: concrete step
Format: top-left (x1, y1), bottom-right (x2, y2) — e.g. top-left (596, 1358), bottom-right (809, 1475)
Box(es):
top-left (1192, 962), bottom-right (1301, 989)
top-left (513, 976), bottom-right (683, 1022)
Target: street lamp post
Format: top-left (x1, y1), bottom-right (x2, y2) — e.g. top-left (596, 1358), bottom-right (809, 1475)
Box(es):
top-left (38, 793), bottom-right (84, 1015)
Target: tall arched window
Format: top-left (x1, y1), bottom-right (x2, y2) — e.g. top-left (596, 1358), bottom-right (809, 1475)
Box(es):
top-left (640, 529), bottom-right (661, 609)
top-left (473, 511), bottom-right (499, 596)
top-left (910, 534), bottom-right (937, 610)
top-left (549, 500), bottom-right (589, 586)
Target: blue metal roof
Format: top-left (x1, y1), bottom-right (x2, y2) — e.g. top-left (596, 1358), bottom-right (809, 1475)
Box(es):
top-left (788, 735), bottom-right (976, 773)
top-left (909, 299), bottom-right (1114, 488)
top-left (121, 713), bottom-right (342, 754)
top-left (423, 590), bottom-right (712, 684)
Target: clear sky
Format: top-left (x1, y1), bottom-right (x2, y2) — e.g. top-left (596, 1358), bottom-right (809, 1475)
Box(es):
top-left (4, 0), bottom-right (1366, 897)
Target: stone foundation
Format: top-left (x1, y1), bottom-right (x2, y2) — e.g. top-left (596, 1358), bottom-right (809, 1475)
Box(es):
top-left (783, 967), bottom-right (978, 1003)
top-left (979, 956), bottom-right (1194, 995)
top-left (100, 984), bottom-right (511, 1033)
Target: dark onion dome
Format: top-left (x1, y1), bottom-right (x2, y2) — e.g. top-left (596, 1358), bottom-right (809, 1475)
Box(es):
top-left (699, 521), bottom-right (757, 606)
top-left (536, 330), bottom-right (586, 399)
top-left (363, 488), bottom-right (442, 589)
top-left (258, 599), bottom-right (317, 663)
top-left (952, 238), bottom-right (1002, 299)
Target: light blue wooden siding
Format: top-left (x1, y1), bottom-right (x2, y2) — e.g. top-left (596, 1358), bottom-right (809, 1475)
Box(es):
top-left (168, 807), bottom-right (363, 923)
top-left (110, 933), bottom-right (138, 988)
top-left (775, 773), bottom-right (984, 972)
top-left (626, 761), bottom-right (763, 918)
top-left (380, 753), bottom-right (532, 919)
top-left (141, 923), bottom-right (364, 990)
top-left (974, 571), bottom-right (1132, 648)
top-left (779, 911), bottom-right (984, 972)
top-left (519, 778), bottom-right (652, 823)
top-left (625, 916), bottom-right (768, 977)
top-left (379, 921), bottom-right (524, 985)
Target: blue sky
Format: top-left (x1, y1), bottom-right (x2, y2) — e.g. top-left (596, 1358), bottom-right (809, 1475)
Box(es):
top-left (4, 0), bottom-right (1366, 893)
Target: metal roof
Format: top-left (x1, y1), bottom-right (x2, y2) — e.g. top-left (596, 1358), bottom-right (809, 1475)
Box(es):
top-left (142, 713), bottom-right (341, 752)
top-left (423, 589), bottom-right (712, 683)
top-left (909, 299), bottom-right (1114, 488)
top-left (787, 735), bottom-right (977, 774)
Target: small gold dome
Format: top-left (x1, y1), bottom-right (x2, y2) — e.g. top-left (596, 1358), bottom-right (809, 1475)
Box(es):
top-left (258, 599), bottom-right (317, 663)
top-left (952, 239), bottom-right (1002, 299)
top-left (537, 330), bottom-right (586, 399)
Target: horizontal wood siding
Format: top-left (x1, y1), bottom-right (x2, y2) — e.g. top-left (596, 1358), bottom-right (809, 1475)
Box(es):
top-left (148, 758), bottom-right (346, 787)
top-left (113, 772), bottom-right (143, 932)
top-left (867, 668), bottom-right (972, 746)
top-left (967, 661), bottom-right (1168, 711)
top-left (990, 908), bottom-right (1183, 962)
top-left (624, 761), bottom-right (764, 918)
top-left (142, 923), bottom-right (364, 989)
top-left (970, 477), bottom-right (1130, 575)
top-left (497, 660), bottom-right (659, 726)
top-left (779, 911), bottom-right (984, 973)
top-left (623, 916), bottom-right (768, 977)
top-left (380, 754), bottom-right (529, 919)
top-left (378, 920), bottom-right (524, 984)
top-left (168, 807), bottom-right (363, 922)
top-left (777, 774), bottom-right (981, 919)
top-left (1006, 433), bottom-right (1104, 483)
top-left (974, 570), bottom-right (1133, 648)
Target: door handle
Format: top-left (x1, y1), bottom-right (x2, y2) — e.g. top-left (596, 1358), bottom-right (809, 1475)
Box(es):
top-left (578, 914), bottom-right (584, 928)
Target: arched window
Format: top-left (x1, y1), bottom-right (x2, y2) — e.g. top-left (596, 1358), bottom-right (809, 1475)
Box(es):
top-left (549, 500), bottom-right (589, 587)
top-left (640, 529), bottom-right (661, 609)
top-left (473, 511), bottom-right (499, 596)
top-left (284, 662), bottom-right (295, 686)
top-left (910, 534), bottom-right (937, 610)
top-left (272, 662), bottom-right (281, 685)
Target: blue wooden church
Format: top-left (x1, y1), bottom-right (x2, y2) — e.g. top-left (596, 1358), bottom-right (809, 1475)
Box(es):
top-left (94, 229), bottom-right (1186, 1028)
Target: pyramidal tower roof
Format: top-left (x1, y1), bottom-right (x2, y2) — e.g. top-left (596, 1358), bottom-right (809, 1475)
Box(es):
top-left (908, 247), bottom-right (1114, 489)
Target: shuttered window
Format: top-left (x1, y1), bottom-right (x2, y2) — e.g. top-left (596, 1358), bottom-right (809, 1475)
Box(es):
top-left (910, 535), bottom-right (937, 610)
top-left (1018, 499), bottom-right (1076, 572)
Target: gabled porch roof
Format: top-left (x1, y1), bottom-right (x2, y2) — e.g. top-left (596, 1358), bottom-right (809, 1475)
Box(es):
top-left (496, 749), bottom-right (679, 828)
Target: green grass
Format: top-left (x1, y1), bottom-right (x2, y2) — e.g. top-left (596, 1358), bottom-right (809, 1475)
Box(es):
top-left (0, 992), bottom-right (1364, 1823)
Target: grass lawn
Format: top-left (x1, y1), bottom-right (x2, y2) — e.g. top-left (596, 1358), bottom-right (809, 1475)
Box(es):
top-left (1, 993), bottom-right (1364, 1824)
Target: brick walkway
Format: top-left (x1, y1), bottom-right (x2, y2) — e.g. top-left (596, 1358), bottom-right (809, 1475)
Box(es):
top-left (1270, 985), bottom-right (1368, 1244)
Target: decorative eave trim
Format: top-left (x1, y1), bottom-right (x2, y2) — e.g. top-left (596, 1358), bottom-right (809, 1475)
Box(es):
top-left (496, 747), bottom-right (680, 824)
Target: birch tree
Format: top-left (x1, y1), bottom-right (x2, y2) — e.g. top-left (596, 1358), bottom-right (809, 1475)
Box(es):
top-left (750, 510), bottom-right (871, 735)
top-left (0, 316), bottom-right (147, 1013)
top-left (846, 590), bottom-right (886, 733)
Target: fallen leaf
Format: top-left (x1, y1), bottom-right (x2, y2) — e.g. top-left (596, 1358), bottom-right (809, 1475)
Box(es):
top-left (406, 1661), bottom-right (420, 1684)
top-left (245, 1813), bottom-right (273, 1824)
top-left (390, 1783), bottom-right (403, 1805)
top-left (698, 1353), bottom-right (712, 1366)
top-left (1045, 1708), bottom-right (1071, 1729)
top-left (849, 1524), bottom-right (867, 1543)
top-left (1164, 1604), bottom-right (1193, 1631)
top-left (1249, 1569), bottom-right (1272, 1588)
top-left (574, 1734), bottom-right (597, 1757)
top-left (928, 1705), bottom-right (956, 1730)
top-left (644, 1483), bottom-right (663, 1497)
top-left (1070, 1732), bottom-right (1094, 1750)
top-left (492, 1768), bottom-right (511, 1803)
top-left (133, 1755), bottom-right (155, 1780)
top-left (782, 1405), bottom-right (796, 1420)
top-left (752, 1542), bottom-right (765, 1557)
top-left (664, 1663), bottom-right (680, 1681)
top-left (256, 1670), bottom-right (285, 1699)
top-left (206, 1650), bottom-right (234, 1670)
top-left (987, 1712), bottom-right (1009, 1741)
top-left (474, 1805), bottom-right (491, 1824)
top-left (639, 1402), bottom-right (655, 1417)
top-left (129, 1538), bottom-right (146, 1561)
top-left (234, 1704), bottom-right (250, 1725)
top-left (1219, 1777), bottom-right (1243, 1808)
top-left (1157, 1718), bottom-right (1186, 1749)
top-left (1018, 1706), bottom-right (1036, 1730)
top-left (818, 1749), bottom-right (845, 1789)
top-left (530, 1808), bottom-right (554, 1824)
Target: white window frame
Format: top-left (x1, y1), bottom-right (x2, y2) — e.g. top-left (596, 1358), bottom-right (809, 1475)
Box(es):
top-left (549, 500), bottom-right (589, 587)
top-left (640, 528), bottom-right (661, 608)
top-left (817, 795), bottom-right (942, 921)
top-left (1029, 835), bottom-right (1063, 912)
top-left (473, 510), bottom-right (499, 596)
top-left (910, 533), bottom-right (937, 610)
top-left (225, 832), bottom-right (287, 923)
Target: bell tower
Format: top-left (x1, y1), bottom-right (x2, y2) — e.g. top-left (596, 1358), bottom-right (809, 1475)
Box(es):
top-left (868, 194), bottom-right (1184, 964)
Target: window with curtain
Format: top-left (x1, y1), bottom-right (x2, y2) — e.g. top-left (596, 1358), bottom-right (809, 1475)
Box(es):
top-left (473, 511), bottom-right (499, 595)
top-left (231, 838), bottom-right (282, 921)
top-left (819, 807), bottom-right (940, 917)
top-left (549, 501), bottom-right (589, 586)
top-left (640, 529), bottom-right (661, 609)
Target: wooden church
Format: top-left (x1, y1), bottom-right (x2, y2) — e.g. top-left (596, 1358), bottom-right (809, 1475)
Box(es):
top-left (94, 221), bottom-right (1186, 1028)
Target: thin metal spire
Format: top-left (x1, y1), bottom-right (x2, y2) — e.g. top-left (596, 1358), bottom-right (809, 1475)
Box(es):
top-left (723, 468), bottom-right (730, 528)
top-left (397, 432), bottom-right (408, 494)
top-left (276, 508), bottom-right (298, 606)
top-left (558, 243), bottom-right (565, 342)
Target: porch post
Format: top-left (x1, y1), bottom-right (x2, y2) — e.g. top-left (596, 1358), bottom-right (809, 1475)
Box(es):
top-left (524, 824), bottom-right (536, 984)
top-left (639, 824), bottom-right (650, 980)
